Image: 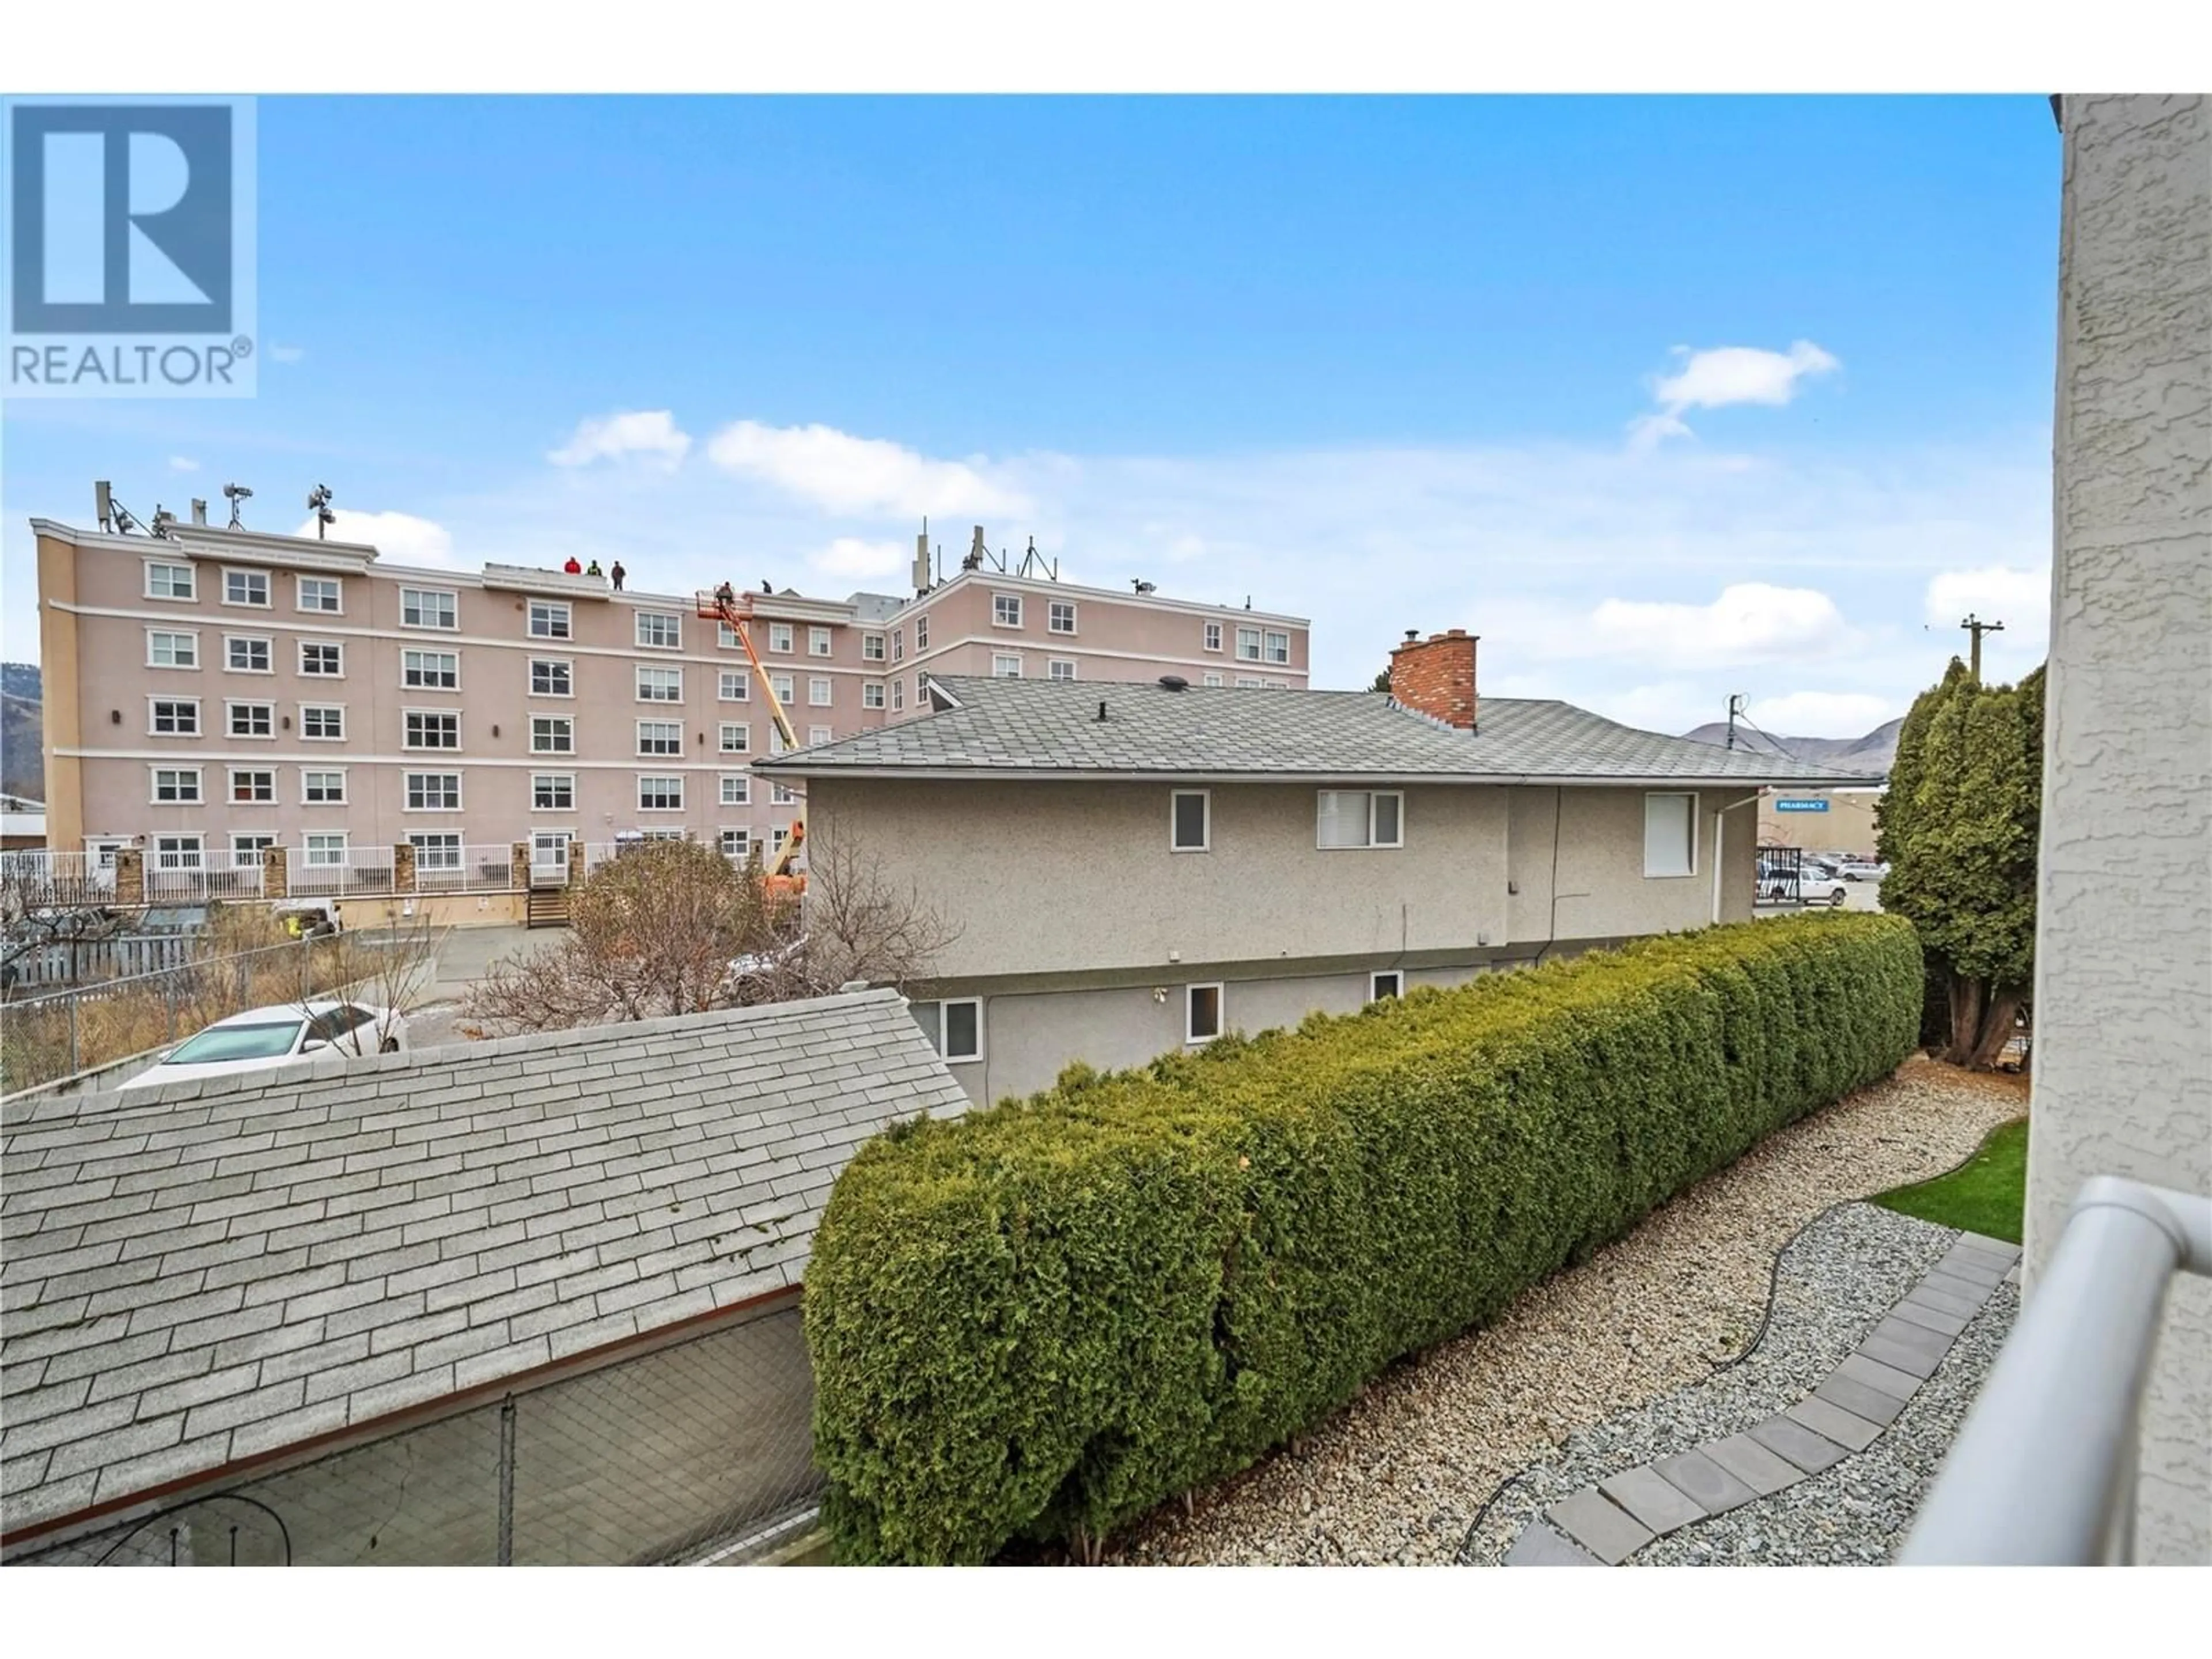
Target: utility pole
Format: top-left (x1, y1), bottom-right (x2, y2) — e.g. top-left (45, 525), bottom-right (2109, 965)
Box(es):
top-left (1726, 692), bottom-right (1745, 750)
top-left (1960, 613), bottom-right (2005, 683)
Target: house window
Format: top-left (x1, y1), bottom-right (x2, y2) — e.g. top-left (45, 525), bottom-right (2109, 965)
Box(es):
top-left (808, 725), bottom-right (832, 747)
top-left (770, 673), bottom-right (795, 706)
top-left (914, 615), bottom-right (928, 650)
top-left (911, 998), bottom-right (982, 1063)
top-left (719, 669), bottom-right (749, 702)
top-left (637, 719), bottom-right (683, 756)
top-left (406, 772), bottom-right (463, 811)
top-left (720, 774), bottom-right (750, 806)
top-left (145, 562), bottom-right (196, 601)
top-left (862, 632), bottom-right (885, 662)
top-left (223, 634), bottom-right (270, 673)
top-left (862, 680), bottom-right (885, 709)
top-left (891, 677), bottom-right (905, 712)
top-left (719, 722), bottom-right (749, 753)
top-left (297, 575), bottom-right (342, 613)
top-left (809, 626), bottom-right (834, 657)
top-left (302, 770), bottom-right (346, 805)
top-left (636, 611), bottom-right (681, 650)
top-left (1370, 971), bottom-right (1403, 1002)
top-left (808, 677), bottom-right (833, 707)
top-left (531, 717), bottom-right (574, 754)
top-left (1264, 631), bottom-right (1290, 664)
top-left (771, 781), bottom-right (798, 806)
top-left (410, 833), bottom-right (463, 871)
top-left (1048, 658), bottom-right (1077, 681)
top-left (993, 593), bottom-right (1022, 628)
top-left (637, 666), bottom-right (683, 703)
top-left (1171, 790), bottom-right (1210, 852)
top-left (228, 700), bottom-right (273, 738)
top-left (400, 587), bottom-right (458, 630)
top-left (1202, 673), bottom-right (1225, 687)
top-left (1048, 600), bottom-right (1077, 635)
top-left (638, 775), bottom-right (684, 811)
top-left (1317, 790), bottom-right (1403, 850)
top-left (228, 768), bottom-right (276, 804)
top-left (1643, 792), bottom-right (1698, 878)
top-left (1185, 984), bottom-right (1224, 1045)
top-left (151, 767), bottom-right (202, 804)
top-left (1204, 622), bottom-right (1223, 653)
top-left (300, 704), bottom-right (344, 741)
top-left (767, 623), bottom-right (794, 654)
top-left (531, 658), bottom-right (573, 698)
top-left (230, 834), bottom-right (275, 869)
top-left (153, 834), bottom-right (204, 870)
top-left (532, 773), bottom-right (574, 810)
top-left (406, 710), bottom-right (460, 750)
top-left (304, 833), bottom-right (349, 868)
top-left (528, 600), bottom-right (571, 640)
top-left (991, 654), bottom-right (1022, 679)
top-left (403, 648), bottom-right (459, 690)
top-left (224, 569), bottom-right (271, 608)
top-left (1235, 626), bottom-right (1263, 661)
top-left (149, 698), bottom-right (199, 735)
top-left (300, 641), bottom-right (343, 677)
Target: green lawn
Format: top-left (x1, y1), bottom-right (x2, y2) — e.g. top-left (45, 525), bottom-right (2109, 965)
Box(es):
top-left (1873, 1117), bottom-right (2029, 1244)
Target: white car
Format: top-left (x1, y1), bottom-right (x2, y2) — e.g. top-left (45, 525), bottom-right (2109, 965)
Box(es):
top-left (1836, 857), bottom-right (1889, 882)
top-left (1797, 865), bottom-right (1851, 907)
top-left (120, 999), bottom-right (410, 1092)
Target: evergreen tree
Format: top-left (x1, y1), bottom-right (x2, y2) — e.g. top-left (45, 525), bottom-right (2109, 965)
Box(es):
top-left (1369, 668), bottom-right (1392, 693)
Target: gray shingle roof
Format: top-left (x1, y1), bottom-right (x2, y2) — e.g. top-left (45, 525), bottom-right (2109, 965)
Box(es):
top-left (0, 990), bottom-right (966, 1536)
top-left (757, 676), bottom-right (1884, 786)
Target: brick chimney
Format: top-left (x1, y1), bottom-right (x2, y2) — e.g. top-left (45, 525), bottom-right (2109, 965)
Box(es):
top-left (1388, 628), bottom-right (1479, 730)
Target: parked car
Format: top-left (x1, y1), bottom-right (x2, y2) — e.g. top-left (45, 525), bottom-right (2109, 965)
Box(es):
top-left (119, 999), bottom-right (410, 1092)
top-left (1797, 863), bottom-right (1850, 906)
top-left (1836, 856), bottom-right (1889, 882)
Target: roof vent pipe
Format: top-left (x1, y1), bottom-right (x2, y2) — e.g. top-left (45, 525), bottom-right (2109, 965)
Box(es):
top-left (1096, 700), bottom-right (1108, 722)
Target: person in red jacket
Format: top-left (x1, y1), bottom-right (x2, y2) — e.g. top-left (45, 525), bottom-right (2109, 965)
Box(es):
top-left (563, 555), bottom-right (582, 574)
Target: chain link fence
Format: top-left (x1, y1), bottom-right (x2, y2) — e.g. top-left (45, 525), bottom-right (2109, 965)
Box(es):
top-left (6, 1300), bottom-right (821, 1568)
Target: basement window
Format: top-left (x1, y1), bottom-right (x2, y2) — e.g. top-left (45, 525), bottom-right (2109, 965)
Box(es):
top-left (1171, 790), bottom-right (1210, 852)
top-left (1643, 791), bottom-right (1698, 878)
top-left (1370, 971), bottom-right (1402, 1002)
top-left (912, 998), bottom-right (982, 1063)
top-left (1316, 790), bottom-right (1403, 850)
top-left (1185, 983), bottom-right (1224, 1045)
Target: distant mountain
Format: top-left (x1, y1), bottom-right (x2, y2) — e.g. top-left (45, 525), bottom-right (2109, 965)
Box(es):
top-left (1679, 715), bottom-right (1900, 779)
top-left (2, 662), bottom-right (43, 802)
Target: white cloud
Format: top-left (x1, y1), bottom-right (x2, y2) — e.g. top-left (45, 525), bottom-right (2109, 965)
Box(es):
top-left (1745, 691), bottom-right (1899, 739)
top-left (705, 420), bottom-right (1029, 519)
top-left (1478, 582), bottom-right (1854, 671)
top-left (1925, 565), bottom-right (2049, 634)
top-left (293, 509), bottom-right (454, 566)
top-left (547, 410), bottom-right (692, 470)
top-left (167, 456), bottom-right (199, 474)
top-left (809, 537), bottom-right (911, 579)
top-left (268, 343), bottom-right (306, 363)
top-left (1631, 340), bottom-right (1840, 448)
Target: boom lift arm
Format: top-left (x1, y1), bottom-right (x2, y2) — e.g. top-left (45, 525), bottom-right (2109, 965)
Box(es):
top-left (697, 588), bottom-right (806, 884)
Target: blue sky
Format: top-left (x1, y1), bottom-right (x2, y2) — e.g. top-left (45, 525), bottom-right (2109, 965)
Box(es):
top-left (2, 94), bottom-right (2061, 734)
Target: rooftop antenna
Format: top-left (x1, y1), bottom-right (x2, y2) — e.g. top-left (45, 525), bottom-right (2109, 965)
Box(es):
top-left (94, 480), bottom-right (115, 532)
top-left (1959, 613), bottom-right (2005, 683)
top-left (150, 505), bottom-right (178, 537)
top-left (222, 482), bottom-right (253, 529)
top-left (1131, 578), bottom-right (1156, 595)
top-left (963, 525), bottom-right (986, 573)
top-left (306, 484), bottom-right (336, 539)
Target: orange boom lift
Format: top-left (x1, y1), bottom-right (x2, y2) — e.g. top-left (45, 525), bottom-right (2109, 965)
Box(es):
top-left (697, 586), bottom-right (806, 896)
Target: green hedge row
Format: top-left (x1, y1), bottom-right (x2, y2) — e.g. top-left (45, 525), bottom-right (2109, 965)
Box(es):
top-left (804, 912), bottom-right (1922, 1563)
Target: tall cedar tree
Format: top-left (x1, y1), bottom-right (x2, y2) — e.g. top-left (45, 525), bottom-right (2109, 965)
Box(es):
top-left (1876, 657), bottom-right (2046, 1068)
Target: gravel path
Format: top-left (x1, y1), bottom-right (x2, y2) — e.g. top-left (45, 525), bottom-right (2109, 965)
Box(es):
top-left (1104, 1057), bottom-right (2027, 1566)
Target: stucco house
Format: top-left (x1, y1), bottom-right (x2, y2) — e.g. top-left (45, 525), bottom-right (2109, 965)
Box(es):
top-left (756, 628), bottom-right (1880, 1104)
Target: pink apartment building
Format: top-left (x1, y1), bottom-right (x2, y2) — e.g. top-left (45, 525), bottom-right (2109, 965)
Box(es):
top-left (30, 504), bottom-right (1309, 892)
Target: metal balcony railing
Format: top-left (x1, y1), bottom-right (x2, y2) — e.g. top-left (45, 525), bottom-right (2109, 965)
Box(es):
top-left (1900, 1176), bottom-right (2212, 1565)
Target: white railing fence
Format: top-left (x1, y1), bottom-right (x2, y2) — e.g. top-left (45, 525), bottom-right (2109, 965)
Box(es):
top-left (414, 845), bottom-right (520, 895)
top-left (1, 850), bottom-right (114, 906)
top-left (286, 849), bottom-right (400, 899)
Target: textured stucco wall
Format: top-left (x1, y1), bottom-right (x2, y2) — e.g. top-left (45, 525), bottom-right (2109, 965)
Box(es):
top-left (2031, 93), bottom-right (2210, 1564)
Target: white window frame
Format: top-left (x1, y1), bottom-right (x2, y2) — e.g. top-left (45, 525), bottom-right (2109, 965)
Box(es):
top-left (991, 654), bottom-right (1023, 679)
top-left (298, 639), bottom-right (345, 678)
top-left (227, 633), bottom-right (274, 673)
top-left (149, 766), bottom-right (203, 805)
top-left (404, 709), bottom-right (461, 751)
top-left (1643, 791), bottom-right (1699, 880)
top-left (296, 574), bottom-right (343, 615)
top-left (770, 673), bottom-right (796, 706)
top-left (767, 622), bottom-right (795, 654)
top-left (152, 833), bottom-right (204, 870)
top-left (144, 560), bottom-right (196, 602)
top-left (914, 615), bottom-right (929, 650)
top-left (147, 696), bottom-right (200, 736)
top-left (809, 626), bottom-right (834, 657)
top-left (229, 832), bottom-right (276, 868)
top-left (720, 827), bottom-right (752, 860)
top-left (404, 771), bottom-right (464, 812)
top-left (222, 567), bottom-right (272, 609)
top-left (528, 600), bottom-right (572, 641)
top-left (637, 665), bottom-right (684, 703)
top-left (1171, 789), bottom-right (1211, 853)
top-left (301, 768), bottom-right (347, 805)
top-left (226, 699), bottom-right (274, 740)
top-left (399, 586), bottom-right (460, 631)
top-left (1203, 621), bottom-right (1223, 653)
top-left (1235, 676), bottom-right (1264, 689)
top-left (1202, 672), bottom-right (1225, 687)
top-left (635, 611), bottom-right (682, 651)
top-left (718, 668), bottom-right (750, 702)
top-left (771, 780), bottom-right (798, 806)
top-left (299, 703), bottom-right (345, 741)
top-left (1236, 626), bottom-right (1263, 662)
top-left (531, 772), bottom-right (575, 812)
top-left (1264, 630), bottom-right (1290, 665)
top-left (1048, 658), bottom-right (1077, 681)
top-left (226, 766), bottom-right (277, 806)
top-left (808, 725), bottom-right (832, 747)
top-left (302, 832), bottom-right (349, 868)
top-left (992, 592), bottom-right (1023, 629)
top-left (1048, 599), bottom-right (1077, 635)
top-left (1185, 983), bottom-right (1224, 1046)
top-left (408, 832), bottom-right (464, 872)
top-left (891, 677), bottom-right (906, 713)
top-left (1370, 970), bottom-right (1403, 1002)
top-left (862, 680), bottom-right (886, 709)
top-left (147, 628), bottom-right (202, 670)
top-left (916, 998), bottom-right (982, 1064)
top-left (529, 658), bottom-right (574, 699)
top-left (718, 721), bottom-right (750, 754)
top-left (719, 773), bottom-right (751, 806)
top-left (862, 632), bottom-right (886, 662)
top-left (808, 677), bottom-right (834, 707)
top-left (1316, 790), bottom-right (1404, 851)
top-left (531, 715), bottom-right (575, 755)
top-left (401, 647), bottom-right (460, 691)
top-left (637, 774), bottom-right (685, 812)
top-left (635, 718), bottom-right (683, 757)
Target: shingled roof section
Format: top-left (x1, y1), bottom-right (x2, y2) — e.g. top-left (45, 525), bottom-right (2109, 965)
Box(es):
top-left (752, 676), bottom-right (1885, 786)
top-left (0, 989), bottom-right (967, 1537)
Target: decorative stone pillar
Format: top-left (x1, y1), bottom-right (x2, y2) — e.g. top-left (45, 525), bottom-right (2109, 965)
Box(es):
top-left (567, 841), bottom-right (585, 888)
top-left (393, 841), bottom-right (417, 893)
top-left (263, 845), bottom-right (290, 900)
top-left (115, 846), bottom-right (145, 906)
top-left (510, 842), bottom-right (531, 891)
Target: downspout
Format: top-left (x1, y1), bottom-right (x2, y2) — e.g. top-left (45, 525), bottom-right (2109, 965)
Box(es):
top-left (1713, 791), bottom-right (1764, 925)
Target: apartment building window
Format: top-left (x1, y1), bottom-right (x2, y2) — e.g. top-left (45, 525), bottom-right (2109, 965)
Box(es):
top-left (532, 773), bottom-right (575, 811)
top-left (719, 722), bottom-right (749, 754)
top-left (300, 704), bottom-right (344, 741)
top-left (304, 833), bottom-right (349, 868)
top-left (1236, 676), bottom-right (1264, 688)
top-left (993, 593), bottom-right (1022, 628)
top-left (809, 626), bottom-right (834, 657)
top-left (638, 775), bottom-right (684, 811)
top-left (770, 673), bottom-right (795, 706)
top-left (1643, 792), bottom-right (1697, 879)
top-left (400, 587), bottom-right (459, 630)
top-left (1171, 790), bottom-right (1210, 852)
top-left (300, 641), bottom-right (343, 677)
top-left (808, 725), bottom-right (832, 747)
top-left (767, 623), bottom-right (794, 653)
top-left (1048, 600), bottom-right (1077, 635)
top-left (410, 834), bottom-right (464, 872)
top-left (891, 677), bottom-right (906, 713)
top-left (862, 680), bottom-right (885, 709)
top-left (718, 669), bottom-right (749, 702)
top-left (1316, 790), bottom-right (1403, 850)
top-left (403, 648), bottom-right (459, 690)
top-left (297, 575), bottom-right (342, 613)
top-left (1264, 680), bottom-right (1286, 690)
top-left (719, 774), bottom-right (750, 806)
top-left (153, 834), bottom-right (204, 870)
top-left (230, 834), bottom-right (275, 869)
top-left (720, 827), bottom-right (750, 860)
top-left (529, 600), bottom-right (571, 640)
top-left (1264, 631), bottom-right (1290, 664)
top-left (1204, 622), bottom-right (1223, 653)
top-left (224, 634), bottom-right (272, 673)
top-left (767, 725), bottom-right (789, 756)
top-left (770, 826), bottom-right (791, 857)
top-left (992, 654), bottom-right (1022, 679)
top-left (1048, 658), bottom-right (1077, 681)
top-left (145, 562), bottom-right (196, 601)
top-left (771, 781), bottom-right (797, 806)
top-left (531, 716), bottom-right (574, 755)
top-left (893, 628), bottom-right (907, 662)
top-left (302, 770), bottom-right (347, 805)
top-left (530, 658), bottom-right (573, 698)
top-left (1203, 673), bottom-right (1225, 687)
top-left (914, 615), bottom-right (929, 650)
top-left (1370, 971), bottom-right (1403, 1002)
top-left (1185, 984), bottom-right (1224, 1045)
top-left (636, 611), bottom-right (682, 650)
top-left (151, 766), bottom-right (202, 804)
top-left (717, 623), bottom-right (741, 650)
top-left (406, 710), bottom-right (460, 750)
top-left (637, 666), bottom-right (683, 703)
top-left (146, 629), bottom-right (200, 669)
top-left (862, 632), bottom-right (885, 662)
top-left (1235, 626), bottom-right (1263, 661)
top-left (808, 677), bottom-right (833, 707)
top-left (406, 772), bottom-right (463, 812)
top-left (149, 698), bottom-right (200, 736)
top-left (228, 700), bottom-right (274, 738)
top-left (228, 767), bottom-right (276, 805)
top-left (911, 998), bottom-right (981, 1064)
top-left (223, 569), bottom-right (271, 608)
top-left (636, 719), bottom-right (683, 756)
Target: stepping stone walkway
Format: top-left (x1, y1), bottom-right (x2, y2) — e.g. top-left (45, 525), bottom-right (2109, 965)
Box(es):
top-left (1503, 1230), bottom-right (2022, 1566)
